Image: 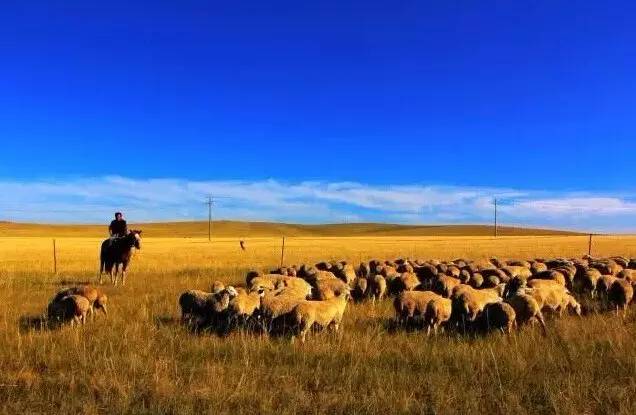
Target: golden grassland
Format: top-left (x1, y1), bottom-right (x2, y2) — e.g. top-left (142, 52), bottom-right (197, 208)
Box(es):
top-left (1, 233), bottom-right (636, 414)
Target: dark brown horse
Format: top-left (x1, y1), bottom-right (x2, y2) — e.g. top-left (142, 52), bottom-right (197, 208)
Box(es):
top-left (99, 230), bottom-right (142, 285)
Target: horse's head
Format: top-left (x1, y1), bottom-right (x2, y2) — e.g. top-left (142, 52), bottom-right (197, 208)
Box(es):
top-left (129, 230), bottom-right (142, 250)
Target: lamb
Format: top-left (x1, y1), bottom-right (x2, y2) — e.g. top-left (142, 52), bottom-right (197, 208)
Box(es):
top-left (51, 285), bottom-right (108, 318)
top-left (47, 295), bottom-right (91, 326)
top-left (292, 293), bottom-right (349, 343)
top-left (505, 294), bottom-right (547, 335)
top-left (479, 302), bottom-right (517, 334)
top-left (393, 290), bottom-right (442, 325)
top-left (608, 279), bottom-right (634, 317)
top-left (423, 297), bottom-right (452, 335)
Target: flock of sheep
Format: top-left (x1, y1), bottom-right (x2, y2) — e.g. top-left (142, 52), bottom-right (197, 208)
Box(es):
top-left (44, 254), bottom-right (636, 343)
top-left (175, 255), bottom-right (636, 342)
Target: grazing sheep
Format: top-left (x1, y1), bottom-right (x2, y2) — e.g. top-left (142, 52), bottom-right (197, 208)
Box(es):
top-left (501, 266), bottom-right (532, 280)
top-left (433, 275), bottom-right (461, 298)
top-left (245, 270), bottom-right (263, 286)
top-left (596, 275), bottom-right (618, 299)
top-left (479, 302), bottom-right (516, 334)
top-left (453, 287), bottom-right (502, 322)
top-left (558, 293), bottom-right (582, 317)
top-left (530, 262), bottom-right (548, 274)
top-left (47, 295), bottom-right (91, 326)
top-left (292, 293), bottom-right (349, 343)
top-left (388, 272), bottom-right (420, 295)
top-left (608, 279), bottom-right (634, 317)
top-left (617, 269), bottom-right (636, 283)
top-left (313, 278), bottom-right (350, 300)
top-left (505, 294), bottom-right (547, 335)
top-left (249, 274), bottom-right (312, 294)
top-left (424, 297), bottom-right (453, 335)
top-left (530, 270), bottom-right (566, 287)
top-left (393, 290), bottom-right (442, 325)
top-left (51, 286), bottom-right (108, 318)
top-left (332, 262), bottom-right (357, 287)
top-left (573, 268), bottom-right (601, 298)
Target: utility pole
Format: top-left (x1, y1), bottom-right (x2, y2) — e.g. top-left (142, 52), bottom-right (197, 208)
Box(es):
top-left (206, 196), bottom-right (213, 242)
top-left (494, 198), bottom-right (498, 238)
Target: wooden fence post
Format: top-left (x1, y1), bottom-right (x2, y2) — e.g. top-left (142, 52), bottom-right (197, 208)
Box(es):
top-left (588, 234), bottom-right (593, 257)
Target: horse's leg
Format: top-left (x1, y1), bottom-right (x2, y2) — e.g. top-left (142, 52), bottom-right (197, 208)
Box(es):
top-left (110, 264), bottom-right (116, 286)
top-left (122, 262), bottom-right (128, 285)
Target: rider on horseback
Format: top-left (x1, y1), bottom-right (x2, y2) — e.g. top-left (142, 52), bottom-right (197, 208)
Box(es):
top-left (108, 212), bottom-right (127, 245)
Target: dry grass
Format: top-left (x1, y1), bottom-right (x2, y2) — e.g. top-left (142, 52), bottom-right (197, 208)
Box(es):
top-left (1, 234), bottom-right (636, 414)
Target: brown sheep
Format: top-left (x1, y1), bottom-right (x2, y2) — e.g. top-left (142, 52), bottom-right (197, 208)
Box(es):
top-left (314, 278), bottom-right (350, 300)
top-left (573, 268), bottom-right (601, 298)
top-left (389, 272), bottom-right (420, 295)
top-left (596, 275), bottom-right (618, 299)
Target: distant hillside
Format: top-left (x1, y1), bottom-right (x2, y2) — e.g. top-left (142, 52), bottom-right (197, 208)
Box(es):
top-left (0, 220), bottom-right (584, 237)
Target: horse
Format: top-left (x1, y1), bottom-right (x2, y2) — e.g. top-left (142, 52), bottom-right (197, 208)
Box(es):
top-left (99, 230), bottom-right (142, 286)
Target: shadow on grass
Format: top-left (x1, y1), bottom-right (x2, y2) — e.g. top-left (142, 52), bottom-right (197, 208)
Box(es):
top-left (18, 314), bottom-right (55, 333)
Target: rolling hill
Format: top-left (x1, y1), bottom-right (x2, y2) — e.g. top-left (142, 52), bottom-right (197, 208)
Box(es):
top-left (0, 220), bottom-right (584, 238)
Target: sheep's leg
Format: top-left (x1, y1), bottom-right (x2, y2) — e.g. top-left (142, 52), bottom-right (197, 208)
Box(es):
top-left (537, 313), bottom-right (548, 336)
top-left (122, 269), bottom-right (127, 286)
top-left (426, 325), bottom-right (431, 336)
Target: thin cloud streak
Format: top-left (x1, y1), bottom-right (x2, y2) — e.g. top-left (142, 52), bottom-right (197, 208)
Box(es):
top-left (0, 176), bottom-right (635, 232)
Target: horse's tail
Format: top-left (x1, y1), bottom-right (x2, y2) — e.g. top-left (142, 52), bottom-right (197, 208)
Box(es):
top-left (99, 240), bottom-right (106, 273)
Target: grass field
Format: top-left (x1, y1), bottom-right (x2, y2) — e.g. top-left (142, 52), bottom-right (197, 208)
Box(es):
top-left (1, 227), bottom-right (636, 414)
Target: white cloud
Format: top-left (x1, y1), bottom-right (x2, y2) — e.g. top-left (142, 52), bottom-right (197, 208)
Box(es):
top-left (0, 176), bottom-right (635, 232)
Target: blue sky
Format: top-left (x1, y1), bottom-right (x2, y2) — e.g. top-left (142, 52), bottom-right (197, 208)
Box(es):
top-left (1, 1), bottom-right (635, 230)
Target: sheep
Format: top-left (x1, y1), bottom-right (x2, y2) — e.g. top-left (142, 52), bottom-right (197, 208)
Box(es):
top-left (249, 274), bottom-right (312, 294)
top-left (479, 302), bottom-right (516, 334)
top-left (468, 272), bottom-right (484, 289)
top-left (211, 280), bottom-right (225, 294)
top-left (47, 295), bottom-right (91, 326)
top-left (352, 276), bottom-right (368, 302)
top-left (573, 268), bottom-right (601, 298)
top-left (433, 275), bottom-right (461, 298)
top-left (51, 286), bottom-right (108, 318)
top-left (501, 265), bottom-right (532, 280)
top-left (505, 294), bottom-right (547, 335)
top-left (424, 297), bottom-right (452, 335)
top-left (178, 287), bottom-right (237, 329)
top-left (608, 279), bottom-right (634, 317)
top-left (368, 274), bottom-right (387, 303)
top-left (292, 293), bottom-right (349, 343)
top-left (313, 277), bottom-right (350, 300)
top-left (617, 269), bottom-right (636, 283)
top-left (530, 270), bottom-right (566, 287)
top-left (388, 272), bottom-right (420, 296)
top-left (227, 289), bottom-right (264, 327)
top-left (558, 293), bottom-right (582, 317)
top-left (524, 283), bottom-right (570, 315)
top-left (413, 263), bottom-right (438, 288)
top-left (393, 290), bottom-right (442, 325)
top-left (332, 262), bottom-right (357, 287)
top-left (453, 286), bottom-right (502, 322)
top-left (530, 262), bottom-right (548, 274)
top-left (596, 275), bottom-right (618, 299)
